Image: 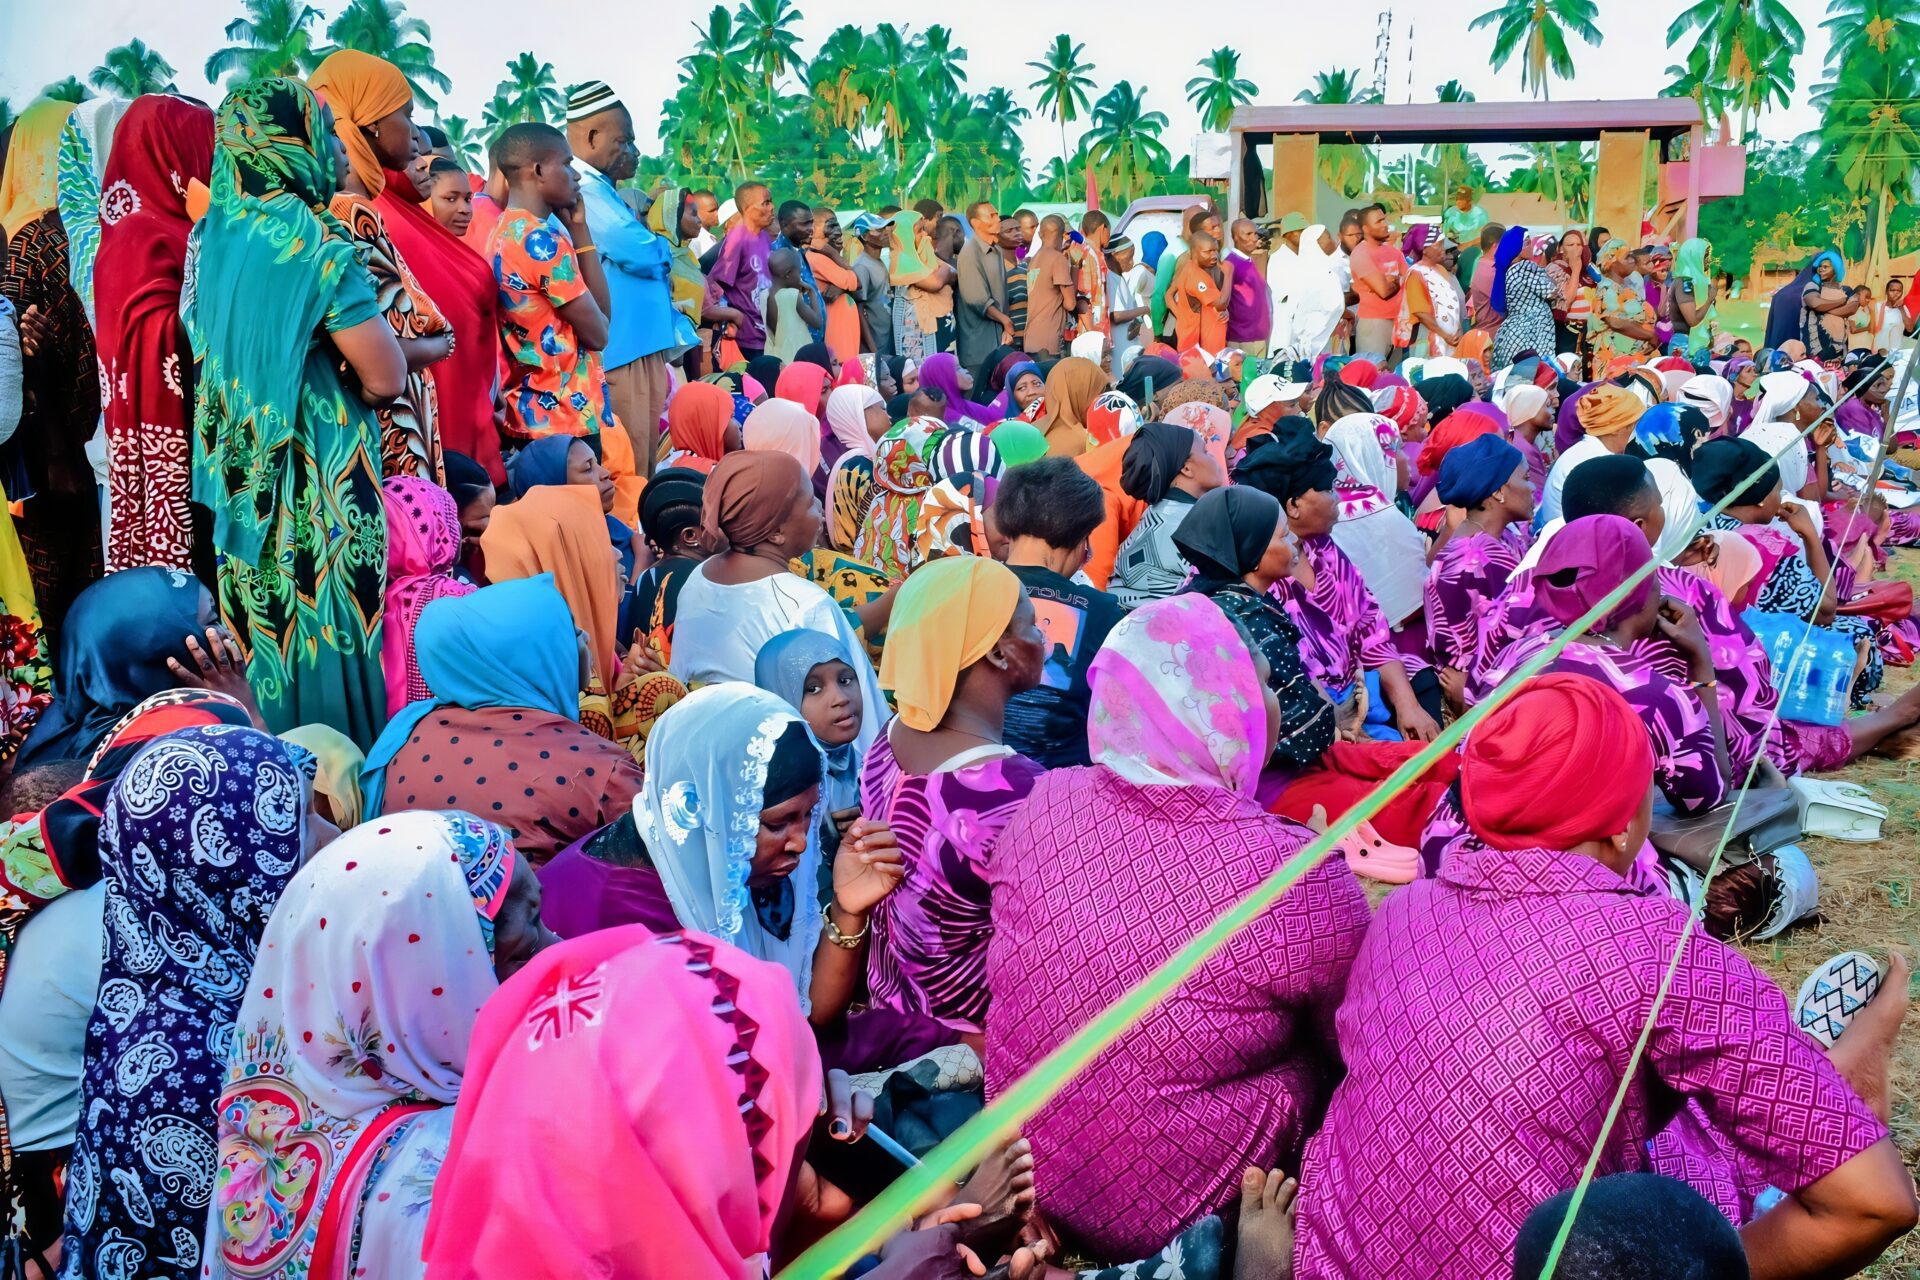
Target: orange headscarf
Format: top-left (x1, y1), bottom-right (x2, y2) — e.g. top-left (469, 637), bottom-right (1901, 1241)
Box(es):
top-left (479, 486), bottom-right (621, 690)
top-left (307, 50), bottom-right (414, 197)
top-left (1032, 357), bottom-right (1111, 458)
top-left (664, 382), bottom-right (734, 474)
top-left (0, 99), bottom-right (78, 237)
top-left (774, 362), bottom-right (829, 421)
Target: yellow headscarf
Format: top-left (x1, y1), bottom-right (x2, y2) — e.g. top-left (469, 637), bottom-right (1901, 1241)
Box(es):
top-left (879, 556), bottom-right (1022, 731)
top-left (646, 184), bottom-right (706, 323)
top-left (0, 99), bottom-right (80, 237)
top-left (307, 49), bottom-right (414, 197)
top-left (1576, 383), bottom-right (1645, 438)
top-left (279, 723), bottom-right (366, 829)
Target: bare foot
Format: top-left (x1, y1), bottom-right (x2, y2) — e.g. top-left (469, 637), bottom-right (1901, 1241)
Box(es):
top-left (942, 1135), bottom-right (1036, 1260)
top-left (1826, 953), bottom-right (1910, 1124)
top-left (1234, 1166), bottom-right (1299, 1280)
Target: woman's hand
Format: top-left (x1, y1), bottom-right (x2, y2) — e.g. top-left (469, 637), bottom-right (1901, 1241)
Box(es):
top-left (820, 1067), bottom-right (874, 1143)
top-left (1395, 701), bottom-right (1441, 743)
top-left (15, 305), bottom-right (51, 360)
top-left (1656, 597), bottom-right (1715, 681)
top-left (1437, 665), bottom-right (1468, 709)
top-left (832, 819), bottom-right (905, 917)
top-left (621, 633), bottom-right (664, 678)
top-left (167, 627), bottom-right (266, 728)
top-left (1780, 500), bottom-right (1823, 550)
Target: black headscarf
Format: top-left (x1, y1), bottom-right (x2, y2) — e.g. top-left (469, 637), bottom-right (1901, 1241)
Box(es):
top-left (793, 342), bottom-right (836, 376)
top-left (15, 568), bottom-right (210, 770)
top-left (747, 354), bottom-right (785, 395)
top-left (1172, 486), bottom-right (1283, 592)
top-left (886, 391), bottom-right (914, 421)
top-left (1118, 356), bottom-right (1183, 406)
top-left (1416, 372), bottom-right (1475, 425)
top-left (1233, 421), bottom-right (1337, 506)
top-left (1765, 253), bottom-right (1833, 350)
top-left (1844, 352), bottom-right (1892, 394)
top-left (1691, 437), bottom-right (1777, 508)
top-left (442, 450), bottom-right (494, 509)
top-left (639, 467), bottom-right (708, 547)
top-left (1119, 422), bottom-right (1197, 504)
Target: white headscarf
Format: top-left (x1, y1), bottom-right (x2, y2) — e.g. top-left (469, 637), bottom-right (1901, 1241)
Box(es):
top-left (1496, 383), bottom-right (1550, 427)
top-left (1679, 374), bottom-right (1733, 431)
top-left (825, 383), bottom-right (883, 461)
top-left (635, 684), bottom-right (824, 1010)
top-left (1071, 330), bottom-right (1108, 364)
top-left (1421, 356), bottom-right (1471, 382)
top-left (1752, 371), bottom-right (1811, 425)
top-left (1742, 417), bottom-right (1810, 495)
top-left (1324, 414), bottom-right (1428, 625)
top-left (1646, 458), bottom-right (1704, 564)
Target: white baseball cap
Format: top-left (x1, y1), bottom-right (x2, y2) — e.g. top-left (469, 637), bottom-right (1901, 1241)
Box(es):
top-left (1245, 374), bottom-right (1309, 415)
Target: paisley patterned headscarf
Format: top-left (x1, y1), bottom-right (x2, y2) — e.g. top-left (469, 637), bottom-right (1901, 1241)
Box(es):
top-left (207, 810), bottom-right (517, 1280)
top-left (210, 76), bottom-right (345, 233)
top-left (61, 725), bottom-right (308, 1280)
top-left (852, 417), bottom-right (944, 583)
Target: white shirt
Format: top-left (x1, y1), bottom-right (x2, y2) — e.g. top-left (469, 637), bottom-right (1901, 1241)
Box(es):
top-left (1540, 435), bottom-right (1612, 524)
top-left (0, 885), bottom-right (104, 1151)
top-left (668, 566), bottom-right (885, 750)
top-left (691, 227), bottom-right (718, 258)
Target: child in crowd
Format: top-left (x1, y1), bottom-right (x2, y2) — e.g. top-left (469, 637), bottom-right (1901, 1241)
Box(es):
top-left (765, 246), bottom-right (820, 365)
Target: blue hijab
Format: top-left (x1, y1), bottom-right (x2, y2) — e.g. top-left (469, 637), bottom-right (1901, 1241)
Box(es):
top-left (1488, 224), bottom-right (1527, 316)
top-left (1140, 230), bottom-right (1168, 269)
top-left (361, 575), bottom-right (580, 814)
top-left (1764, 248), bottom-right (1844, 351)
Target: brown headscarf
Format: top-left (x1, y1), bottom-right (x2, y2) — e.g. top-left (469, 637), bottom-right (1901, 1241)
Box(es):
top-left (479, 486), bottom-right (621, 690)
top-left (307, 50), bottom-right (414, 197)
top-left (1032, 357), bottom-right (1111, 457)
top-left (702, 450), bottom-right (808, 551)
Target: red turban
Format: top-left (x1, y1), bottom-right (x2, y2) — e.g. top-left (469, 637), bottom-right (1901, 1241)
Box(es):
top-left (1340, 359), bottom-right (1381, 390)
top-left (1379, 384), bottom-right (1421, 431)
top-left (1416, 406), bottom-right (1502, 476)
top-left (1461, 673), bottom-right (1654, 851)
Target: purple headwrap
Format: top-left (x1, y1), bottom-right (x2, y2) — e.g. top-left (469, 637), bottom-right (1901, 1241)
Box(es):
top-left (1722, 356), bottom-right (1756, 433)
top-left (1401, 223), bottom-right (1431, 262)
top-left (1556, 383), bottom-right (1597, 454)
top-left (1534, 514), bottom-right (1657, 633)
top-left (918, 352), bottom-right (1003, 427)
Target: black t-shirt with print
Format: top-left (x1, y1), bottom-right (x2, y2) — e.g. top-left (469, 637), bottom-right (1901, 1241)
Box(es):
top-left (1003, 563), bottom-right (1125, 770)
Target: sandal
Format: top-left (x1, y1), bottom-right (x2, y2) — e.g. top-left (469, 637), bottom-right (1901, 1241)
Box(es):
top-left (1793, 951), bottom-right (1884, 1049)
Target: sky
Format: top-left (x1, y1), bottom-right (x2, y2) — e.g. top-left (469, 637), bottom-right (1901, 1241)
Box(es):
top-left (1, 0), bottom-right (1839, 176)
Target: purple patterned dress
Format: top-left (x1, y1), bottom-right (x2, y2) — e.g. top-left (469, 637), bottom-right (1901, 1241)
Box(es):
top-left (859, 729), bottom-right (1045, 1034)
top-left (1279, 533), bottom-right (1429, 692)
top-left (1423, 527), bottom-right (1529, 675)
top-left (1293, 843), bottom-right (1886, 1279)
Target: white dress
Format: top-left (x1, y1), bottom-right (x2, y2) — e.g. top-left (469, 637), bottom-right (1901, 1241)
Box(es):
top-left (668, 565), bottom-right (886, 749)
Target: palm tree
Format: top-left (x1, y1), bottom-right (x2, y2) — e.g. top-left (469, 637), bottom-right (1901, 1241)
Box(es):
top-left (204, 0), bottom-right (324, 86)
top-left (40, 77), bottom-right (92, 104)
top-left (440, 115), bottom-right (485, 169)
top-left (498, 52), bottom-right (563, 125)
top-left (915, 25), bottom-right (969, 103)
top-left (1823, 0), bottom-right (1920, 67)
top-left (1084, 81), bottom-right (1172, 202)
top-left (1815, 28), bottom-right (1920, 277)
top-left (1186, 47), bottom-right (1258, 133)
top-left (977, 86), bottom-right (1029, 170)
top-left (1027, 36), bottom-right (1096, 197)
top-left (861, 24), bottom-right (925, 194)
top-left (1296, 69), bottom-right (1380, 196)
top-left (1500, 141), bottom-right (1594, 219)
top-left (89, 40), bottom-right (177, 97)
top-left (1665, 0), bottom-right (1803, 139)
top-left (1424, 79), bottom-right (1477, 200)
top-left (0, 100), bottom-right (15, 135)
top-left (737, 0), bottom-right (805, 106)
top-left (683, 7), bottom-right (755, 179)
top-left (480, 90), bottom-right (520, 138)
top-left (321, 0), bottom-right (451, 107)
top-left (1471, 0), bottom-right (1602, 99)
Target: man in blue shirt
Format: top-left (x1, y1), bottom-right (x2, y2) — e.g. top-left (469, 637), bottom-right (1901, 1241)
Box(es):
top-left (567, 80), bottom-right (685, 474)
top-left (777, 200), bottom-right (827, 343)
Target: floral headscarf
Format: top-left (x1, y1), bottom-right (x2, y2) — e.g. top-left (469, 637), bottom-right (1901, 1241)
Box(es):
top-left (208, 810), bottom-right (517, 1280)
top-left (853, 417), bottom-right (943, 583)
top-left (382, 476), bottom-right (477, 717)
top-left (211, 77), bottom-right (344, 230)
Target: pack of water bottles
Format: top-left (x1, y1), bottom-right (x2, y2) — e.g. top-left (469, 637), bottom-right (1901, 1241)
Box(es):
top-left (1743, 610), bottom-right (1855, 726)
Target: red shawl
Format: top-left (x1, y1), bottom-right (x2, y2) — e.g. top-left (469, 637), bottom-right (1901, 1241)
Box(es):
top-left (376, 166), bottom-right (505, 485)
top-left (93, 95), bottom-right (214, 572)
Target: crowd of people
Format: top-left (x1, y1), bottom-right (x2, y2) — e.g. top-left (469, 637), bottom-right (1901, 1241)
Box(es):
top-left (0, 60), bottom-right (1918, 1280)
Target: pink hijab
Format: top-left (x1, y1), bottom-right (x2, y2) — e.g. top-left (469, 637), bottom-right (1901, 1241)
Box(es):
top-left (743, 399), bottom-right (824, 476)
top-left (381, 476), bottom-right (475, 717)
top-left (1088, 594), bottom-right (1270, 796)
top-left (421, 925), bottom-right (821, 1279)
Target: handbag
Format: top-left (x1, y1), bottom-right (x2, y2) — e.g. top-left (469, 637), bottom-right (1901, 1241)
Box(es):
top-left (1648, 772), bottom-right (1801, 873)
top-left (1836, 577), bottom-right (1913, 624)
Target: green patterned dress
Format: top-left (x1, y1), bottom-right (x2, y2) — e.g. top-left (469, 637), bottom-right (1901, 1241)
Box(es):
top-left (186, 79), bottom-right (388, 745)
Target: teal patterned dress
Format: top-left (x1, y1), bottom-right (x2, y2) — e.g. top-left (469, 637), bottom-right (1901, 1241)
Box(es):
top-left (185, 79), bottom-right (388, 746)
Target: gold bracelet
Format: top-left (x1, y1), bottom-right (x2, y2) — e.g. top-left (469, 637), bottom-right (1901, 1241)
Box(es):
top-left (575, 243), bottom-right (598, 255)
top-left (821, 901), bottom-right (868, 949)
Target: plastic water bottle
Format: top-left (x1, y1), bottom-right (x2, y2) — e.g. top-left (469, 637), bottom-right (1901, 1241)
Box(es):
top-left (1747, 610), bottom-right (1852, 726)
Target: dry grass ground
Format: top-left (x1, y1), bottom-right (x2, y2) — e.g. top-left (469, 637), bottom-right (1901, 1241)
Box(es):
top-left (1744, 547), bottom-right (1920, 1277)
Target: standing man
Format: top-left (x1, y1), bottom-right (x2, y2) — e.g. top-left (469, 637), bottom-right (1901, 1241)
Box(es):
top-left (1024, 214), bottom-right (1077, 357)
top-left (1001, 212), bottom-right (1031, 351)
top-left (956, 200), bottom-right (1012, 375)
top-left (777, 201), bottom-right (827, 344)
top-left (705, 181), bottom-right (776, 359)
top-left (1349, 203), bottom-right (1404, 362)
top-left (807, 207), bottom-right (862, 365)
top-left (1865, 279), bottom-right (1910, 352)
top-left (1070, 210), bottom-right (1111, 337)
top-left (1467, 221), bottom-right (1507, 332)
top-left (1439, 185), bottom-right (1488, 247)
top-left (689, 189), bottom-right (721, 256)
top-left (566, 81), bottom-right (679, 475)
top-left (1226, 218), bottom-right (1272, 357)
top-left (850, 212), bottom-right (895, 358)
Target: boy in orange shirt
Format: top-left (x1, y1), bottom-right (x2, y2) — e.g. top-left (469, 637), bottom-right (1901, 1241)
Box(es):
top-left (1168, 230), bottom-right (1232, 352)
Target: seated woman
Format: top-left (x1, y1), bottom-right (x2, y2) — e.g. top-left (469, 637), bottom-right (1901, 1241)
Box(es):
top-left (441, 451), bottom-right (496, 585)
top-left (1108, 421), bottom-right (1226, 608)
top-left (205, 811), bottom-right (552, 1280)
top-left (987, 592), bottom-right (1371, 1262)
top-left (659, 378), bottom-right (741, 475)
top-left (1692, 437), bottom-right (1884, 708)
top-left (538, 682), bottom-right (943, 1073)
top-left (1295, 673), bottom-right (1916, 1279)
top-left (63, 725), bottom-right (315, 1280)
top-left (669, 451), bottom-right (886, 745)
top-left (382, 476), bottom-right (476, 719)
top-left (1236, 424), bottom-right (1439, 741)
top-left (363, 577), bottom-right (644, 865)
top-left (1171, 486), bottom-right (1336, 779)
top-left (629, 467), bottom-right (708, 667)
top-left (865, 557), bottom-right (1046, 1041)
top-left (503, 433), bottom-right (634, 581)
top-left (422, 927), bottom-right (1050, 1280)
top-left (754, 628), bottom-right (867, 866)
top-left (1424, 433), bottom-right (1534, 706)
top-left (1321, 413), bottom-right (1427, 646)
